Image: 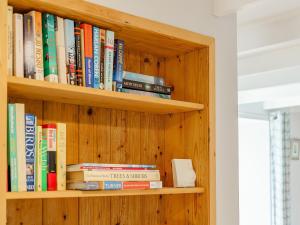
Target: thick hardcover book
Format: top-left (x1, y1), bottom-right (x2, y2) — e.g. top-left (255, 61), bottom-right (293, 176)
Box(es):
top-left (93, 26), bottom-right (100, 88)
top-left (25, 114), bottom-right (36, 191)
top-left (8, 6), bottom-right (13, 76)
top-left (80, 28), bottom-right (86, 86)
top-left (64, 19), bottom-right (77, 85)
top-left (113, 39), bottom-right (124, 91)
top-left (27, 11), bottom-right (44, 80)
top-left (67, 163), bottom-right (156, 172)
top-left (74, 21), bottom-right (83, 86)
top-left (41, 134), bottom-right (48, 191)
top-left (35, 125), bottom-right (42, 191)
top-left (24, 14), bottom-right (35, 79)
top-left (121, 88), bottom-right (171, 99)
top-left (42, 13), bottom-right (58, 82)
top-left (123, 71), bottom-right (165, 85)
top-left (55, 16), bottom-right (67, 84)
top-left (80, 23), bottom-right (93, 87)
top-left (122, 79), bottom-right (173, 95)
top-left (104, 30), bottom-right (114, 91)
top-left (99, 29), bottom-right (106, 89)
top-left (67, 170), bottom-right (161, 182)
top-left (13, 13), bottom-right (24, 77)
top-left (56, 123), bottom-right (66, 191)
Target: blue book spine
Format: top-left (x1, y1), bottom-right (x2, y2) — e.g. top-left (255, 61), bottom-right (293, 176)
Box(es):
top-left (25, 114), bottom-right (36, 191)
top-left (93, 27), bottom-right (100, 88)
top-left (113, 39), bottom-right (124, 91)
top-left (103, 181), bottom-right (122, 190)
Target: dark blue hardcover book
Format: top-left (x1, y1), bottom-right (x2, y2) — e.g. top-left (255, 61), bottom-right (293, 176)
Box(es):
top-left (113, 39), bottom-right (124, 91)
top-left (25, 114), bottom-right (36, 191)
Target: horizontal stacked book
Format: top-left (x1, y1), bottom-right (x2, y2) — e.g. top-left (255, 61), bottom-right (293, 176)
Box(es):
top-left (8, 6), bottom-right (173, 99)
top-left (7, 103), bottom-right (66, 192)
top-left (67, 163), bottom-right (163, 190)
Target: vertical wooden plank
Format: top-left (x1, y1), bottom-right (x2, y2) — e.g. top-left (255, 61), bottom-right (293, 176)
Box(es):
top-left (42, 102), bottom-right (79, 225)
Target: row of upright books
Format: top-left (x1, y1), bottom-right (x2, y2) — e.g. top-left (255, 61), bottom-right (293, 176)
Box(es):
top-left (7, 103), bottom-right (66, 192)
top-left (7, 6), bottom-right (173, 99)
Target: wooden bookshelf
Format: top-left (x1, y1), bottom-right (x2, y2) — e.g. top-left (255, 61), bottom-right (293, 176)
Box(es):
top-left (0, 0), bottom-right (216, 225)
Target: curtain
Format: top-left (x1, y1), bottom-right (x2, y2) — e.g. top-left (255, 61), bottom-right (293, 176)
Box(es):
top-left (269, 112), bottom-right (291, 225)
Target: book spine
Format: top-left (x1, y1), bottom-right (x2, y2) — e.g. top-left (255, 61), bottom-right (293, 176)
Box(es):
top-left (13, 13), bottom-right (24, 77)
top-left (121, 88), bottom-right (171, 99)
top-left (113, 39), bottom-right (124, 91)
top-left (102, 181), bottom-right (122, 190)
top-left (122, 79), bottom-right (172, 95)
top-left (25, 114), bottom-right (35, 191)
top-left (122, 181), bottom-right (162, 189)
top-left (67, 163), bottom-right (156, 171)
top-left (123, 71), bottom-right (165, 85)
top-left (24, 14), bottom-right (35, 79)
top-left (41, 134), bottom-right (48, 191)
top-left (93, 26), bottom-right (100, 88)
top-left (67, 181), bottom-right (102, 190)
top-left (74, 21), bottom-right (83, 86)
top-left (80, 23), bottom-right (93, 87)
top-left (42, 13), bottom-right (58, 82)
top-left (8, 6), bottom-right (13, 76)
top-left (99, 29), bottom-right (105, 90)
top-left (56, 123), bottom-right (66, 191)
top-left (104, 30), bottom-right (114, 91)
top-left (8, 104), bottom-right (18, 192)
top-left (80, 28), bottom-right (86, 86)
top-left (35, 125), bottom-right (43, 191)
top-left (55, 16), bottom-right (67, 84)
top-left (64, 19), bottom-right (76, 85)
top-left (75, 167), bottom-right (151, 171)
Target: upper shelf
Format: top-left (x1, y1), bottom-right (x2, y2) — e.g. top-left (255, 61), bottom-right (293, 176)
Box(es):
top-left (7, 77), bottom-right (204, 114)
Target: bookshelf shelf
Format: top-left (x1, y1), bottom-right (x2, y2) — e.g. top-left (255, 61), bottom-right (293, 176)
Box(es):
top-left (6, 187), bottom-right (204, 200)
top-left (8, 76), bottom-right (204, 114)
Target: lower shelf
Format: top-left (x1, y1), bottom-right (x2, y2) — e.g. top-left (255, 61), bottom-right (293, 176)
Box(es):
top-left (6, 187), bottom-right (204, 200)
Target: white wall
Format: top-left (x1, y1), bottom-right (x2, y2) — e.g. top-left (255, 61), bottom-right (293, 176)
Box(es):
top-left (88, 1), bottom-right (239, 225)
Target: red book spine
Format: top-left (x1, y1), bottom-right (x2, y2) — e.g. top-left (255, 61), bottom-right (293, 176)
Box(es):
top-left (122, 181), bottom-right (150, 190)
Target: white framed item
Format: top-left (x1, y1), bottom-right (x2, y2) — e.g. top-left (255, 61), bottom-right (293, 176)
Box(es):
top-left (171, 159), bottom-right (196, 187)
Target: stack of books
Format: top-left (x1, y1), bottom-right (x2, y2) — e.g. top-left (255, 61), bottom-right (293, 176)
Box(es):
top-left (67, 163), bottom-right (163, 190)
top-left (7, 103), bottom-right (66, 192)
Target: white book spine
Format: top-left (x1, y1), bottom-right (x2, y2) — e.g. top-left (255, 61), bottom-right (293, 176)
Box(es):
top-left (56, 123), bottom-right (66, 191)
top-left (8, 6), bottom-right (13, 76)
top-left (104, 30), bottom-right (114, 91)
top-left (16, 104), bottom-right (27, 192)
top-left (13, 13), bottom-right (24, 77)
top-left (55, 17), bottom-right (67, 84)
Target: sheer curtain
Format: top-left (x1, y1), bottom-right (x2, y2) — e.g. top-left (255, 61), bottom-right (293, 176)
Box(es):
top-left (269, 112), bottom-right (291, 225)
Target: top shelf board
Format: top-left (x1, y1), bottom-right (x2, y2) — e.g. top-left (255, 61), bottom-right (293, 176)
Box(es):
top-left (8, 77), bottom-right (204, 114)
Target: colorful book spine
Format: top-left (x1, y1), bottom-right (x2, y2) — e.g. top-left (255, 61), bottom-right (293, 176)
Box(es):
top-left (27, 11), bottom-right (44, 80)
top-left (99, 29), bottom-right (106, 90)
top-left (56, 123), bottom-right (66, 191)
top-left (35, 125), bottom-right (43, 191)
top-left (13, 13), bottom-right (24, 77)
top-left (123, 71), bottom-right (165, 85)
top-left (8, 6), bottom-right (13, 76)
top-left (113, 39), bottom-right (124, 91)
top-left (104, 30), bottom-right (114, 91)
top-left (74, 21), bottom-right (83, 86)
top-left (64, 19), bottom-right (76, 85)
top-left (55, 16), bottom-right (67, 84)
top-left (24, 14), bottom-right (35, 79)
top-left (42, 13), bottom-right (58, 82)
top-left (80, 23), bottom-right (93, 87)
top-left (41, 134), bottom-right (48, 191)
top-left (93, 26), bottom-right (100, 88)
top-left (8, 104), bottom-right (18, 192)
top-left (122, 79), bottom-right (172, 95)
top-left (121, 88), bottom-right (171, 99)
top-left (25, 114), bottom-right (36, 191)
top-left (67, 163), bottom-right (156, 171)
top-left (80, 28), bottom-right (86, 86)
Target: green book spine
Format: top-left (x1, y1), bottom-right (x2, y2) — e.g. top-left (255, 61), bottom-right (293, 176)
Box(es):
top-left (41, 136), bottom-right (48, 191)
top-left (42, 13), bottom-right (58, 83)
top-left (8, 104), bottom-right (18, 192)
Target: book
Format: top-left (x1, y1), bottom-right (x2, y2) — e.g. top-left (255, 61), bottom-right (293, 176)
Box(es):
top-left (113, 39), bottom-right (125, 91)
top-left (64, 19), bottom-right (76, 85)
top-left (13, 13), bottom-right (24, 77)
top-left (56, 123), bottom-right (66, 191)
top-left (80, 23), bottom-right (93, 87)
top-left (25, 114), bottom-right (36, 191)
top-left (8, 6), bottom-right (13, 76)
top-left (27, 11), bottom-right (44, 81)
top-left (74, 21), bottom-right (83, 86)
top-left (122, 79), bottom-right (173, 95)
top-left (93, 26), bottom-right (100, 88)
top-left (121, 88), bottom-right (171, 99)
top-left (41, 134), bottom-right (48, 191)
top-left (80, 28), bottom-right (86, 86)
top-left (35, 125), bottom-right (42, 191)
top-left (67, 163), bottom-right (156, 172)
top-left (104, 30), bottom-right (114, 91)
top-left (67, 181), bottom-right (162, 190)
top-left (123, 71), bottom-right (164, 85)
top-left (55, 16), bottom-right (67, 84)
top-left (23, 14), bottom-right (35, 79)
top-left (99, 29), bottom-right (106, 89)
top-left (42, 13), bottom-right (58, 82)
top-left (67, 170), bottom-right (161, 182)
